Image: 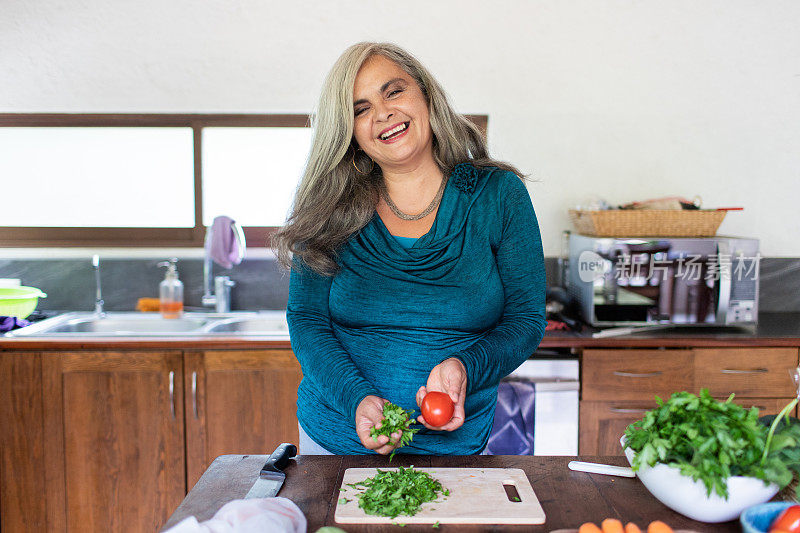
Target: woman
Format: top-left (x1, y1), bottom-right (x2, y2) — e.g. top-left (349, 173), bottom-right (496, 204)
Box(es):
top-left (273, 42), bottom-right (546, 455)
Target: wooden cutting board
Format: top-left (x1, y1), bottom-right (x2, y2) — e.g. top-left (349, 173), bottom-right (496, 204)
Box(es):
top-left (334, 467), bottom-right (546, 525)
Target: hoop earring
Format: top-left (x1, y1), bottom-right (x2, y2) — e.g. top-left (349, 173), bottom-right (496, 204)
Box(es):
top-left (351, 149), bottom-right (374, 174)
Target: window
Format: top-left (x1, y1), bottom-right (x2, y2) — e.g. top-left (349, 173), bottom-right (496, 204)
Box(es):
top-left (0, 127), bottom-right (195, 228)
top-left (0, 114), bottom-right (487, 247)
top-left (201, 127), bottom-right (313, 227)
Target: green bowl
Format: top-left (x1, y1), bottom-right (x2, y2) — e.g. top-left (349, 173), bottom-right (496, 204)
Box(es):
top-left (0, 286), bottom-right (47, 319)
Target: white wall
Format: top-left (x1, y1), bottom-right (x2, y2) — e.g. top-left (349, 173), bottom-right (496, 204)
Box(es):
top-left (3, 0), bottom-right (799, 256)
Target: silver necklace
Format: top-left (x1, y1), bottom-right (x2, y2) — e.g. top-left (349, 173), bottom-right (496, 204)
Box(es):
top-left (380, 176), bottom-right (448, 221)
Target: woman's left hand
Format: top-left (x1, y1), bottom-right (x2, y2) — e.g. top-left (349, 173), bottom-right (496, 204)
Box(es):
top-left (415, 357), bottom-right (467, 431)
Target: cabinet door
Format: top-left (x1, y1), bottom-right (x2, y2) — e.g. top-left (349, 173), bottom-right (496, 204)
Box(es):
top-left (579, 400), bottom-right (659, 455)
top-left (185, 350), bottom-right (302, 488)
top-left (0, 352), bottom-right (46, 533)
top-left (41, 351), bottom-right (185, 533)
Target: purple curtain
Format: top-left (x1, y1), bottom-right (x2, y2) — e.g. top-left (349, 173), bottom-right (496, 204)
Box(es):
top-left (485, 380), bottom-right (536, 455)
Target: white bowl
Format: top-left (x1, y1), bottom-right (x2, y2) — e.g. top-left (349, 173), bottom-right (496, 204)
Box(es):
top-left (620, 436), bottom-right (779, 523)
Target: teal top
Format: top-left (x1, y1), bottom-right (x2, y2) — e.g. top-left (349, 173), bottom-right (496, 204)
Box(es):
top-left (393, 235), bottom-right (419, 249)
top-left (287, 163), bottom-right (547, 455)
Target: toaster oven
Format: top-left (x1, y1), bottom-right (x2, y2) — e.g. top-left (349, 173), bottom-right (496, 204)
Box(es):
top-left (567, 234), bottom-right (759, 327)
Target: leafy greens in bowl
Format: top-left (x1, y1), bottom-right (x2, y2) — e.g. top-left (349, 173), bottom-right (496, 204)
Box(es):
top-left (621, 389), bottom-right (800, 522)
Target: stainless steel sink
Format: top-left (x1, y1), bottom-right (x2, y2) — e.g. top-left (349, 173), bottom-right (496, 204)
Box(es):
top-left (5, 311), bottom-right (289, 337)
top-left (43, 316), bottom-right (210, 334)
top-left (201, 316), bottom-right (290, 335)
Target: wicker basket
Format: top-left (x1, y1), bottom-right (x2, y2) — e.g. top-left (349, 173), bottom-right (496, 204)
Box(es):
top-left (568, 209), bottom-right (727, 237)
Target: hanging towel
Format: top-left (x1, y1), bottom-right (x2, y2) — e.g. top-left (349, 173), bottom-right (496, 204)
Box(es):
top-left (485, 380), bottom-right (536, 455)
top-left (207, 216), bottom-right (246, 269)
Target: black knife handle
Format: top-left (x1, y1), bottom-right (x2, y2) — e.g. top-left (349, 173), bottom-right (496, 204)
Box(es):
top-left (260, 442), bottom-right (297, 475)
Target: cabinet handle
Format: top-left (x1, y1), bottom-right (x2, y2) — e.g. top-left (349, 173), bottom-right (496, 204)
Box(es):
top-left (192, 371), bottom-right (198, 420)
top-left (613, 370), bottom-right (663, 378)
top-left (721, 368), bottom-right (769, 374)
top-left (610, 407), bottom-right (651, 414)
top-left (169, 371), bottom-right (175, 420)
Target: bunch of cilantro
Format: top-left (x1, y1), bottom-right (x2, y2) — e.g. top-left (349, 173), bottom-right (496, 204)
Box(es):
top-left (370, 402), bottom-right (420, 460)
top-left (623, 389), bottom-right (800, 499)
top-left (348, 466), bottom-right (449, 519)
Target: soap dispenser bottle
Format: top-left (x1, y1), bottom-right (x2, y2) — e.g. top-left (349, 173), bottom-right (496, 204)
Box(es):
top-left (157, 258), bottom-right (184, 319)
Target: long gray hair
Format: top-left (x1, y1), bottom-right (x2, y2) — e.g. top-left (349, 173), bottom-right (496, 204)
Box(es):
top-left (272, 42), bottom-right (525, 275)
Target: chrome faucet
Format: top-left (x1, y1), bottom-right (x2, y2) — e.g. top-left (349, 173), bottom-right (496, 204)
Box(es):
top-left (92, 254), bottom-right (105, 316)
top-left (203, 271), bottom-right (236, 313)
top-left (202, 220), bottom-right (245, 313)
top-left (213, 275), bottom-right (236, 313)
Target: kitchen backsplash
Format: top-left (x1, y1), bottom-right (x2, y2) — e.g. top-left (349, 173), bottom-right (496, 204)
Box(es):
top-left (0, 257), bottom-right (289, 312)
top-left (0, 256), bottom-right (798, 313)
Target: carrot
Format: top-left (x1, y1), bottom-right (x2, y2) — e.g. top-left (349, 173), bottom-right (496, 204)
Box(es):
top-left (647, 520), bottom-right (673, 533)
top-left (602, 518), bottom-right (624, 533)
top-left (579, 523), bottom-right (603, 533)
top-left (624, 522), bottom-right (643, 533)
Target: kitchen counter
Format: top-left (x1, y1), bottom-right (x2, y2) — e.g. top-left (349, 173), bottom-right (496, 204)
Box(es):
top-left (542, 311), bottom-right (800, 348)
top-left (2, 312), bottom-right (799, 349)
top-left (161, 454), bottom-right (747, 532)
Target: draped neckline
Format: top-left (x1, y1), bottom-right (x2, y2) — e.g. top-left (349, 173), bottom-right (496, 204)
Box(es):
top-left (346, 163), bottom-right (490, 278)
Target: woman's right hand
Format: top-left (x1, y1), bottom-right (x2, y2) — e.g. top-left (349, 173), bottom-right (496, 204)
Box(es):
top-left (355, 395), bottom-right (402, 455)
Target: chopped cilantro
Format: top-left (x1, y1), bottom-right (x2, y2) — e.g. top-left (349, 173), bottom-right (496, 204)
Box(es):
top-left (351, 466), bottom-right (448, 518)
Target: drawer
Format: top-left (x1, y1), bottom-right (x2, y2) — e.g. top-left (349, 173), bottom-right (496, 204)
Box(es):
top-left (724, 397), bottom-right (796, 417)
top-left (582, 349), bottom-right (693, 401)
top-left (694, 348), bottom-right (799, 398)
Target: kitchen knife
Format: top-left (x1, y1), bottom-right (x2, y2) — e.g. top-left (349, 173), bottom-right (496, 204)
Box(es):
top-left (244, 442), bottom-right (297, 499)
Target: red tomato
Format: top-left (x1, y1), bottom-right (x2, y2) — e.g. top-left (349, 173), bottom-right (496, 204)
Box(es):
top-left (770, 505), bottom-right (800, 533)
top-left (421, 391), bottom-right (455, 427)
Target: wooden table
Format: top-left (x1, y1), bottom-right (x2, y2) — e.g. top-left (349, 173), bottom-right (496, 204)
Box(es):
top-left (161, 454), bottom-right (744, 532)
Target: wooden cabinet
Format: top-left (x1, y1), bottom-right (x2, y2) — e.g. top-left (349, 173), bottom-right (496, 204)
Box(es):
top-left (0, 348), bottom-right (301, 533)
top-left (579, 401), bottom-right (657, 456)
top-left (580, 347), bottom-right (800, 455)
top-left (0, 353), bottom-right (47, 532)
top-left (41, 351), bottom-right (186, 533)
top-left (184, 350), bottom-right (302, 488)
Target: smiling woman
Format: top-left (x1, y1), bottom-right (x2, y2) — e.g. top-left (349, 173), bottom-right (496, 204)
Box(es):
top-left (272, 43), bottom-right (517, 274)
top-left (352, 56), bottom-right (435, 172)
top-left (273, 42), bottom-right (547, 458)
top-left (351, 55), bottom-right (445, 234)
